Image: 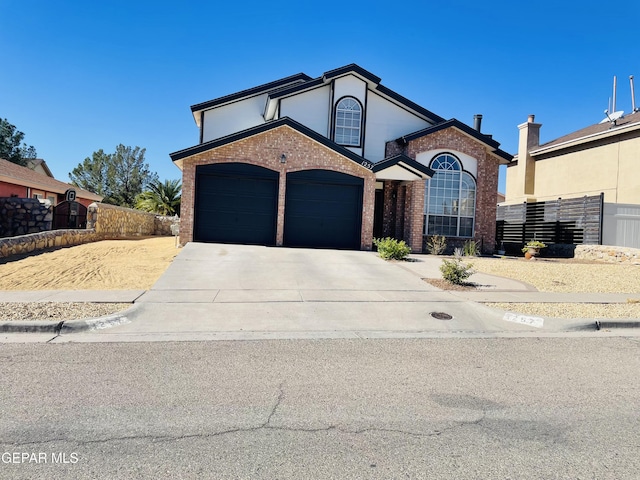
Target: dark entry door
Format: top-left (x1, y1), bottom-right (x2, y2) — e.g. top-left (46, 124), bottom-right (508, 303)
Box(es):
top-left (194, 163), bottom-right (279, 245)
top-left (284, 169), bottom-right (363, 249)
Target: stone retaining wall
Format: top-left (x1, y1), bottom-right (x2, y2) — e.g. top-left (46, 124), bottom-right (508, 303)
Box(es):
top-left (0, 198), bottom-right (52, 238)
top-left (575, 245), bottom-right (640, 265)
top-left (0, 203), bottom-right (180, 259)
top-left (0, 229), bottom-right (101, 258)
top-left (87, 203), bottom-right (156, 238)
top-left (154, 215), bottom-right (179, 236)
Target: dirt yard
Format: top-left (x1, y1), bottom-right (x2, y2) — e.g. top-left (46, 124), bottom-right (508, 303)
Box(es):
top-left (0, 237), bottom-right (178, 290)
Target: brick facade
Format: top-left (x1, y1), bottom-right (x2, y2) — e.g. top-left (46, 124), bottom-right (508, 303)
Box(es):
top-left (386, 127), bottom-right (501, 254)
top-left (179, 125), bottom-right (376, 249)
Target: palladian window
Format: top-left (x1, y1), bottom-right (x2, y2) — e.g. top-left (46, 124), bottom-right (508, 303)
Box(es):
top-left (424, 153), bottom-right (476, 237)
top-left (334, 97), bottom-right (362, 146)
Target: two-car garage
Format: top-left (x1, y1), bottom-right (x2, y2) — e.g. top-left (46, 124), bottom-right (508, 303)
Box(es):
top-left (194, 163), bottom-right (364, 249)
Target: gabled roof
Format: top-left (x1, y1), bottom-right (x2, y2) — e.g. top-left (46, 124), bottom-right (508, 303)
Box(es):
top-left (372, 154), bottom-right (434, 180)
top-left (0, 158), bottom-right (103, 201)
top-left (191, 64), bottom-right (446, 126)
top-left (169, 117), bottom-right (374, 172)
top-left (531, 110), bottom-right (640, 155)
top-left (398, 119), bottom-right (513, 163)
top-left (264, 64), bottom-right (445, 124)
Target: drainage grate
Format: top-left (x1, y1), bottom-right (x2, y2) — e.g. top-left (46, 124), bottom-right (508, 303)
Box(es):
top-left (430, 312), bottom-right (453, 320)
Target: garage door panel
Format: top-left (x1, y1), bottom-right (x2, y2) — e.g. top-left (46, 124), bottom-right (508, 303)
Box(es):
top-left (284, 170), bottom-right (363, 249)
top-left (194, 163), bottom-right (278, 245)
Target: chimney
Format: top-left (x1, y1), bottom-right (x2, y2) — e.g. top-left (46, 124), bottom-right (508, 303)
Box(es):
top-left (516, 114), bottom-right (542, 197)
top-left (473, 114), bottom-right (483, 132)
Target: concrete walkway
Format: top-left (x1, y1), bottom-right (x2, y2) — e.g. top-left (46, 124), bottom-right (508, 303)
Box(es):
top-left (1, 243), bottom-right (639, 341)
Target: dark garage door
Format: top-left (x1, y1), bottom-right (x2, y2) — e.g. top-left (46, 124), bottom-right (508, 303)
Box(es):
top-left (284, 169), bottom-right (363, 249)
top-left (194, 163), bottom-right (279, 245)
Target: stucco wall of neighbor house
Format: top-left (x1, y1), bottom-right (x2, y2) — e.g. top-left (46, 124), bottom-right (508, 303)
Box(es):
top-left (505, 134), bottom-right (640, 205)
top-left (400, 128), bottom-right (500, 253)
top-left (179, 124), bottom-right (377, 249)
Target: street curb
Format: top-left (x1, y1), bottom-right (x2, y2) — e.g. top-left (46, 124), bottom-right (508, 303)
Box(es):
top-left (595, 320), bottom-right (640, 330)
top-left (0, 304), bottom-right (140, 334)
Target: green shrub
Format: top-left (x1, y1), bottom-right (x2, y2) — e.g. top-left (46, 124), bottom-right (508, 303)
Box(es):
top-left (440, 257), bottom-right (475, 285)
top-left (462, 239), bottom-right (480, 256)
top-left (373, 237), bottom-right (411, 260)
top-left (426, 235), bottom-right (447, 255)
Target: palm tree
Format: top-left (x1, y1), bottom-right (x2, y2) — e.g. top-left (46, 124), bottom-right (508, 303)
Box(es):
top-left (135, 179), bottom-right (181, 216)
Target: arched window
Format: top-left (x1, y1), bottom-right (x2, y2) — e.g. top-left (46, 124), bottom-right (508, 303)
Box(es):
top-left (334, 97), bottom-right (362, 146)
top-left (424, 153), bottom-right (476, 237)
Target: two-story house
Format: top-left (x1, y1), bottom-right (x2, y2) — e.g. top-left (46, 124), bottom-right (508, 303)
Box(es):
top-left (170, 64), bottom-right (512, 253)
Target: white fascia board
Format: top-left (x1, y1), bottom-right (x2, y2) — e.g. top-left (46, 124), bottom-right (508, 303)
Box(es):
top-left (531, 121), bottom-right (640, 156)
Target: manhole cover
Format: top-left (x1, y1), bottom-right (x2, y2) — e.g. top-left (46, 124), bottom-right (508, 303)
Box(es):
top-left (430, 312), bottom-right (453, 320)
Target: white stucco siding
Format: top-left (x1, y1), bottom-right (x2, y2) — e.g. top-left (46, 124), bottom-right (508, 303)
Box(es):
top-left (364, 93), bottom-right (431, 161)
top-left (279, 86), bottom-right (331, 136)
top-left (333, 75), bottom-right (367, 107)
top-left (202, 94), bottom-right (268, 142)
top-left (416, 149), bottom-right (478, 178)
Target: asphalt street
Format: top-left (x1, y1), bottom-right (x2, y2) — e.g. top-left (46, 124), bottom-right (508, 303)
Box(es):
top-left (1, 337), bottom-right (639, 479)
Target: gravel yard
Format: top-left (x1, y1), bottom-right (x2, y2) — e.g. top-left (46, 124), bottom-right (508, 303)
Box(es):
top-left (471, 256), bottom-right (640, 293)
top-left (0, 237), bottom-right (177, 322)
top-left (470, 256), bottom-right (640, 318)
top-left (0, 302), bottom-right (130, 322)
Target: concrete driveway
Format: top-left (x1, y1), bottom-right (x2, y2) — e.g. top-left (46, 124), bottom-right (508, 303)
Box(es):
top-left (60, 242), bottom-right (551, 341)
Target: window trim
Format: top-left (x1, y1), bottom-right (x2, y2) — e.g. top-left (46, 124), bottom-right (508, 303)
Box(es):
top-left (424, 152), bottom-right (477, 238)
top-left (332, 96), bottom-right (363, 148)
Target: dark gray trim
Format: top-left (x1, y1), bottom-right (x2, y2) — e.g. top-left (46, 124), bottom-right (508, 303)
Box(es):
top-left (372, 154), bottom-right (435, 177)
top-left (199, 111), bottom-right (204, 144)
top-left (362, 87), bottom-right (368, 158)
top-left (322, 64), bottom-right (381, 84)
top-left (170, 117), bottom-right (375, 172)
top-left (400, 118), bottom-right (514, 162)
top-left (266, 77), bottom-right (326, 101)
top-left (190, 73), bottom-right (312, 112)
top-left (375, 85), bottom-right (445, 124)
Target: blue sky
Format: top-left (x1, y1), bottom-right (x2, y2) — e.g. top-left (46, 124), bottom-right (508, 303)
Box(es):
top-left (1, 0), bottom-right (639, 194)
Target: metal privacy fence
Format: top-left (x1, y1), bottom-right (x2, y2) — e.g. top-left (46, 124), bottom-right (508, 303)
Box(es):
top-left (602, 203), bottom-right (640, 249)
top-left (496, 194), bottom-right (603, 254)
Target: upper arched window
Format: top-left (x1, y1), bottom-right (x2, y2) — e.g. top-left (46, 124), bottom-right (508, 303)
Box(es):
top-left (334, 97), bottom-right (362, 146)
top-left (424, 153), bottom-right (476, 237)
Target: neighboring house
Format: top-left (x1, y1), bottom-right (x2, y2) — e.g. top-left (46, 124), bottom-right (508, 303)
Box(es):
top-left (505, 111), bottom-right (640, 248)
top-left (25, 158), bottom-right (55, 177)
top-left (506, 111), bottom-right (640, 204)
top-left (170, 64), bottom-right (512, 252)
top-left (497, 192), bottom-right (506, 204)
top-left (0, 158), bottom-right (103, 207)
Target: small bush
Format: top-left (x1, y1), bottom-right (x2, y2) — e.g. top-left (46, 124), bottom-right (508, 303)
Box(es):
top-left (462, 239), bottom-right (480, 256)
top-left (440, 257), bottom-right (475, 285)
top-left (426, 235), bottom-right (447, 255)
top-left (453, 247), bottom-right (464, 257)
top-left (373, 237), bottom-right (411, 260)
